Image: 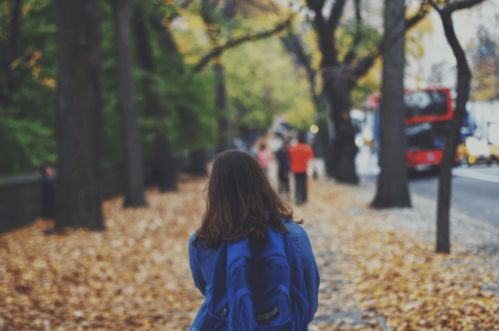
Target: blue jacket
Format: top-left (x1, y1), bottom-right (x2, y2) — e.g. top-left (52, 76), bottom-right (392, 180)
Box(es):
top-left (189, 221), bottom-right (320, 329)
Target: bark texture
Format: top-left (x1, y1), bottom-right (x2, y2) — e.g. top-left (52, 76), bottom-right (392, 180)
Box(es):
top-left (149, 15), bottom-right (210, 175)
top-left (112, 0), bottom-right (146, 207)
top-left (133, 6), bottom-right (176, 192)
top-left (53, 0), bottom-right (104, 230)
top-left (433, 0), bottom-right (480, 253)
top-left (372, 0), bottom-right (411, 208)
top-left (188, 150), bottom-right (208, 176)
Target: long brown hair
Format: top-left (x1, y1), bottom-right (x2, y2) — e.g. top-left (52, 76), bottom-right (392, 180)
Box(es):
top-left (196, 149), bottom-right (294, 247)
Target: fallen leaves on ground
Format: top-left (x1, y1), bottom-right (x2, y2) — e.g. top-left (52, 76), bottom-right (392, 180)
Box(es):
top-left (0, 178), bottom-right (206, 330)
top-left (298, 180), bottom-right (499, 331)
top-left (0, 176), bottom-right (497, 330)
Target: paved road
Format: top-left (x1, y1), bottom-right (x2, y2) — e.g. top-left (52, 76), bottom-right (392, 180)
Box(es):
top-left (409, 165), bottom-right (499, 228)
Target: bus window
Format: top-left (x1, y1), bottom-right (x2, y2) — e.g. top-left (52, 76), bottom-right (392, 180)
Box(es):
top-left (405, 90), bottom-right (449, 118)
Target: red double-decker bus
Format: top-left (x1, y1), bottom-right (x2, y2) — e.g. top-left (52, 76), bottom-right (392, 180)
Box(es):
top-left (404, 87), bottom-right (453, 170)
top-left (369, 87), bottom-right (454, 171)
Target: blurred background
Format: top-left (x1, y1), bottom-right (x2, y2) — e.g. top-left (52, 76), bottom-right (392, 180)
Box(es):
top-left (0, 0), bottom-right (498, 330)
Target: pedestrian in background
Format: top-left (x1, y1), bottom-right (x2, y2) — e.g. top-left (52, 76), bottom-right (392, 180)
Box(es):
top-left (289, 133), bottom-right (314, 205)
top-left (256, 141), bottom-right (271, 175)
top-left (40, 164), bottom-right (56, 220)
top-left (275, 140), bottom-right (291, 199)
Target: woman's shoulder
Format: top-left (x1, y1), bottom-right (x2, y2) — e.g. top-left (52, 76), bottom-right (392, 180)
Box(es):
top-left (189, 233), bottom-right (217, 253)
top-left (283, 220), bottom-right (307, 239)
top-left (188, 233), bottom-right (197, 251)
top-left (189, 233), bottom-right (204, 250)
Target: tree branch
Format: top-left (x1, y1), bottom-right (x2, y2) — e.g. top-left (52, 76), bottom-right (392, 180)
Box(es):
top-left (344, 0), bottom-right (363, 65)
top-left (348, 1), bottom-right (429, 82)
top-left (192, 15), bottom-right (293, 72)
top-left (328, 0), bottom-right (348, 30)
top-left (306, 0), bottom-right (329, 33)
top-left (430, 3), bottom-right (471, 77)
top-left (281, 32), bottom-right (318, 100)
top-left (150, 16), bottom-right (179, 54)
top-left (445, 0), bottom-right (485, 13)
top-left (306, 0), bottom-right (326, 14)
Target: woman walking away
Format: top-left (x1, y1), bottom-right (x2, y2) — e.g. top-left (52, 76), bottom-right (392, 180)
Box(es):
top-left (189, 150), bottom-right (319, 331)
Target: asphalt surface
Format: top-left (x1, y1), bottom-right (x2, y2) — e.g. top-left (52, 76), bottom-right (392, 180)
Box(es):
top-left (409, 165), bottom-right (499, 228)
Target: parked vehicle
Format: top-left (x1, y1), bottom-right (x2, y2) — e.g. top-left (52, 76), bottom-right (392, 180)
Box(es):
top-left (403, 88), bottom-right (453, 171)
top-left (488, 144), bottom-right (499, 164)
top-left (457, 137), bottom-right (493, 166)
top-left (370, 87), bottom-right (477, 172)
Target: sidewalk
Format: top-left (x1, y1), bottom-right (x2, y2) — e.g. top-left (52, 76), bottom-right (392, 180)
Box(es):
top-left (0, 176), bottom-right (497, 330)
top-left (301, 179), bottom-right (498, 330)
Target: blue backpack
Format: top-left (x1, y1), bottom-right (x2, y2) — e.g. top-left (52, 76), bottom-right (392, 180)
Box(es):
top-left (195, 228), bottom-right (309, 330)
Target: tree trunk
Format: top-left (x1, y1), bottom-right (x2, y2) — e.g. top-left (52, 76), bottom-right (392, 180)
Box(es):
top-left (150, 15), bottom-right (205, 178)
top-left (372, 0), bottom-right (411, 208)
top-left (132, 6), bottom-right (177, 192)
top-left (112, 0), bottom-right (146, 207)
top-left (189, 150), bottom-right (208, 176)
top-left (1, 0), bottom-right (22, 105)
top-left (314, 8), bottom-right (359, 184)
top-left (154, 132), bottom-right (176, 191)
top-left (214, 61), bottom-right (230, 152)
top-left (435, 8), bottom-right (472, 254)
top-left (53, 0), bottom-right (104, 230)
top-left (326, 77), bottom-right (359, 184)
top-left (316, 96), bottom-right (335, 178)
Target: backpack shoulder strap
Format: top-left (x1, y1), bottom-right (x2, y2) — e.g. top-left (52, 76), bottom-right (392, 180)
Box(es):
top-left (209, 242), bottom-right (229, 314)
top-left (227, 238), bottom-right (251, 269)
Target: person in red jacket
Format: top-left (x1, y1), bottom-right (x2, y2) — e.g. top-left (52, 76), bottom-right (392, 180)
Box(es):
top-left (289, 133), bottom-right (314, 204)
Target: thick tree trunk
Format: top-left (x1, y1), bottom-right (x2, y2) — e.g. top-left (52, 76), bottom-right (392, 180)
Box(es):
top-left (316, 96), bottom-right (335, 177)
top-left (435, 8), bottom-right (472, 254)
top-left (132, 7), bottom-right (177, 192)
top-left (314, 6), bottom-right (359, 184)
top-left (112, 0), bottom-right (146, 207)
top-left (54, 0), bottom-right (104, 230)
top-left (150, 16), bottom-right (205, 178)
top-left (154, 132), bottom-right (176, 191)
top-left (372, 0), bottom-right (411, 208)
top-left (326, 77), bottom-right (359, 184)
top-left (189, 150), bottom-right (208, 176)
top-left (150, 14), bottom-right (212, 177)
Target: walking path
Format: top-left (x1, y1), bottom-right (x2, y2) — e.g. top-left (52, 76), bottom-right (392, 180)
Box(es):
top-left (299, 179), bottom-right (498, 330)
top-left (0, 176), bottom-right (497, 330)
